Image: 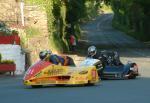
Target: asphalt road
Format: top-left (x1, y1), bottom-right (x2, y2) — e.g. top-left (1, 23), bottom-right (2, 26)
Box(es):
top-left (0, 75), bottom-right (150, 103)
top-left (79, 13), bottom-right (150, 77)
top-left (81, 13), bottom-right (145, 48)
top-left (1, 13), bottom-right (150, 103)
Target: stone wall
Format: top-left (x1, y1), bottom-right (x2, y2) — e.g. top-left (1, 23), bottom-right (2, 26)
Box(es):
top-left (0, 1), bottom-right (50, 64)
top-left (0, 0), bottom-right (21, 24)
top-left (24, 4), bottom-right (50, 63)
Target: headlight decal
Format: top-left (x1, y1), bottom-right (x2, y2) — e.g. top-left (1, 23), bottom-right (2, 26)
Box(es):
top-left (79, 71), bottom-right (88, 74)
top-left (92, 69), bottom-right (96, 80)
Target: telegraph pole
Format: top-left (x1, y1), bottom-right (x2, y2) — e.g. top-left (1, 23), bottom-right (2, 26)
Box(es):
top-left (20, 0), bottom-right (24, 26)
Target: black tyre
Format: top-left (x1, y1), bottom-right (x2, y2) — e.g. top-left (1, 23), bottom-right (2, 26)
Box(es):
top-left (128, 74), bottom-right (136, 79)
top-left (85, 81), bottom-right (95, 86)
top-left (55, 84), bottom-right (65, 87)
top-left (31, 85), bottom-right (43, 88)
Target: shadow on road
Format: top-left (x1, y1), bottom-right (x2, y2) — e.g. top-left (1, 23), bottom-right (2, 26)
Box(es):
top-left (75, 13), bottom-right (150, 59)
top-left (24, 84), bottom-right (101, 89)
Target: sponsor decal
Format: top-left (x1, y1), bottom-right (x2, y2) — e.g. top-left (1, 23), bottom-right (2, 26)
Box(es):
top-left (34, 78), bottom-right (56, 84)
top-left (75, 77), bottom-right (86, 80)
top-left (35, 80), bottom-right (56, 84)
top-left (67, 72), bottom-right (73, 75)
top-left (44, 69), bottom-right (64, 76)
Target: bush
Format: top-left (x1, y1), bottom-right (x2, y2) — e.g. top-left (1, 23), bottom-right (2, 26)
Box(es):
top-left (0, 27), bottom-right (12, 36)
top-left (12, 30), bottom-right (19, 35)
top-left (0, 22), bottom-right (6, 28)
top-left (0, 22), bottom-right (20, 36)
top-left (111, 0), bottom-right (150, 41)
top-left (28, 0), bottom-right (102, 52)
top-left (0, 54), bottom-right (15, 64)
top-left (0, 60), bottom-right (15, 64)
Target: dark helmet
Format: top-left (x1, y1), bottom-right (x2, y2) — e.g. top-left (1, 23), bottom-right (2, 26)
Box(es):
top-left (88, 46), bottom-right (97, 57)
top-left (39, 50), bottom-right (52, 60)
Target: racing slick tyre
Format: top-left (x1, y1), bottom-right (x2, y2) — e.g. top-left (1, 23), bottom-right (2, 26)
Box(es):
top-left (85, 81), bottom-right (95, 86)
top-left (31, 85), bottom-right (43, 88)
top-left (128, 74), bottom-right (136, 79)
top-left (55, 84), bottom-right (65, 87)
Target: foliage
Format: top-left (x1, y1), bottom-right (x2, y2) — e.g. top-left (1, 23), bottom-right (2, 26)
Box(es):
top-left (100, 4), bottom-right (113, 13)
top-left (0, 60), bottom-right (15, 64)
top-left (0, 22), bottom-right (20, 36)
top-left (27, 0), bottom-right (101, 52)
top-left (0, 27), bottom-right (12, 36)
top-left (110, 0), bottom-right (150, 41)
top-left (0, 22), bottom-right (6, 28)
top-left (0, 54), bottom-right (15, 64)
top-left (12, 30), bottom-right (19, 35)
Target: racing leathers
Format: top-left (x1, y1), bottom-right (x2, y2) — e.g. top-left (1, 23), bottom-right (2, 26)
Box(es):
top-left (49, 54), bottom-right (75, 66)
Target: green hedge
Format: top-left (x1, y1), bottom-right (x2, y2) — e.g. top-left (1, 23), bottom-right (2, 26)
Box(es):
top-left (0, 60), bottom-right (15, 64)
top-left (0, 22), bottom-right (19, 36)
top-left (110, 0), bottom-right (150, 41)
top-left (28, 0), bottom-right (101, 52)
top-left (0, 53), bottom-right (15, 64)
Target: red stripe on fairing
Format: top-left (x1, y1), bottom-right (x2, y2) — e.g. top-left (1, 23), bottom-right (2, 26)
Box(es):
top-left (24, 60), bottom-right (51, 80)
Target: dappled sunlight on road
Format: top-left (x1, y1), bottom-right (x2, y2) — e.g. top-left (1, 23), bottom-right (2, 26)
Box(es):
top-left (75, 13), bottom-right (150, 79)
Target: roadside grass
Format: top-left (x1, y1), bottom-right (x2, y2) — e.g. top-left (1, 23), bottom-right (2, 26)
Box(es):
top-left (25, 27), bottom-right (41, 38)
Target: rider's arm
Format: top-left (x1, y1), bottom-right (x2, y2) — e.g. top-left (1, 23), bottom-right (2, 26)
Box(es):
top-left (49, 55), bottom-right (59, 65)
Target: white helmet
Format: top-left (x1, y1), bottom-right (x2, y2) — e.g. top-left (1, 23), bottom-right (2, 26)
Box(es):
top-left (88, 46), bottom-right (97, 56)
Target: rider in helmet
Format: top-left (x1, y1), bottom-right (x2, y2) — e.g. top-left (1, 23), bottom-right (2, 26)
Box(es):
top-left (113, 51), bottom-right (122, 65)
top-left (87, 46), bottom-right (104, 75)
top-left (39, 50), bottom-right (75, 66)
top-left (87, 46), bottom-right (99, 59)
top-left (39, 50), bottom-right (51, 61)
top-left (87, 46), bottom-right (122, 66)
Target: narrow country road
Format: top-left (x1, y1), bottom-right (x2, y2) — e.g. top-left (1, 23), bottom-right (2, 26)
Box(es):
top-left (0, 13), bottom-right (150, 103)
top-left (79, 13), bottom-right (150, 77)
top-left (81, 14), bottom-right (145, 48)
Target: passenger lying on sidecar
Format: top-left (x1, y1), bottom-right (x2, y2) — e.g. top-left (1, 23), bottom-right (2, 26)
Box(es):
top-left (39, 50), bottom-right (75, 66)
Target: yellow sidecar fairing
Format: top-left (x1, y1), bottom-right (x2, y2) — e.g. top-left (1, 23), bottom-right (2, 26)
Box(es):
top-left (24, 63), bottom-right (100, 86)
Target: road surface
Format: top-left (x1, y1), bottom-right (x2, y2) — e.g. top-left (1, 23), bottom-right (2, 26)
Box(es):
top-left (0, 13), bottom-right (150, 103)
top-left (0, 75), bottom-right (150, 103)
